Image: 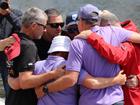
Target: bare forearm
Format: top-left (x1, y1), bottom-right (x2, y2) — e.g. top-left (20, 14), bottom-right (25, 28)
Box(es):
top-left (47, 71), bottom-right (79, 93)
top-left (8, 76), bottom-right (20, 90)
top-left (83, 75), bottom-right (118, 89)
top-left (128, 32), bottom-right (140, 43)
top-left (83, 70), bottom-right (126, 89)
top-left (19, 71), bottom-right (58, 89)
top-left (47, 76), bottom-right (73, 92)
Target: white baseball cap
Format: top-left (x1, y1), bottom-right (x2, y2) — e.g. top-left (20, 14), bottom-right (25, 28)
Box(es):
top-left (48, 36), bottom-right (71, 54)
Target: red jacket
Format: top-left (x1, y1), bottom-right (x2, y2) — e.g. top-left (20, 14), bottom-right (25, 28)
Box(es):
top-left (87, 20), bottom-right (140, 105)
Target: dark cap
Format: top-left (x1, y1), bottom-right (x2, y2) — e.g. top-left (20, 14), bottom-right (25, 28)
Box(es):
top-left (66, 11), bottom-right (78, 27)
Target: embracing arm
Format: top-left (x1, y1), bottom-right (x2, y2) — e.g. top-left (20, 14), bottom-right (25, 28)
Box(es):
top-left (87, 33), bottom-right (133, 66)
top-left (8, 68), bottom-right (64, 90)
top-left (18, 70), bottom-right (60, 89)
top-left (127, 32), bottom-right (140, 43)
top-left (46, 71), bottom-right (79, 93)
top-left (8, 75), bottom-right (20, 90)
top-left (125, 74), bottom-right (140, 88)
top-left (80, 70), bottom-right (126, 89)
top-left (34, 67), bottom-right (65, 98)
top-left (8, 42), bottom-right (64, 89)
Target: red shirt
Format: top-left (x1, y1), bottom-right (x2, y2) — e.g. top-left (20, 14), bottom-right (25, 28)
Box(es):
top-left (87, 33), bottom-right (140, 105)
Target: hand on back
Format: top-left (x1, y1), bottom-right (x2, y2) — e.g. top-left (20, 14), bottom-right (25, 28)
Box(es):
top-left (75, 30), bottom-right (92, 39)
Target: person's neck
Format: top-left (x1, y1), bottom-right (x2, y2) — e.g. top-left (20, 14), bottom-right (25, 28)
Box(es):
top-left (20, 28), bottom-right (33, 39)
top-left (42, 33), bottom-right (53, 42)
top-left (50, 52), bottom-right (67, 60)
top-left (81, 25), bottom-right (92, 32)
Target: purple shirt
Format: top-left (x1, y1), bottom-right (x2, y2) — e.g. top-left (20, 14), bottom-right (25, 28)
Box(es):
top-left (66, 26), bottom-right (133, 105)
top-left (34, 55), bottom-right (78, 105)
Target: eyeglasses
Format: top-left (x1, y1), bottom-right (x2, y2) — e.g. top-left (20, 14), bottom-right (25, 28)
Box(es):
top-left (48, 22), bottom-right (64, 28)
top-left (36, 22), bottom-right (46, 29)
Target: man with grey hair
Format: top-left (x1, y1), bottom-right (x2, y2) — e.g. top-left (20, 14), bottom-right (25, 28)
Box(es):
top-left (5, 7), bottom-right (63, 105)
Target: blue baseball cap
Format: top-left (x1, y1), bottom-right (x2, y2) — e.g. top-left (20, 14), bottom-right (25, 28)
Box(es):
top-left (78, 4), bottom-right (100, 21)
top-left (66, 11), bottom-right (78, 26)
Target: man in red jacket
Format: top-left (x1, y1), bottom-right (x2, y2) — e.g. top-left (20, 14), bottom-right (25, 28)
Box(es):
top-left (77, 10), bottom-right (140, 105)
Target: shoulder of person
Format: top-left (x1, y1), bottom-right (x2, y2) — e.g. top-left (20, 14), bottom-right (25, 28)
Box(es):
top-left (72, 38), bottom-right (86, 45)
top-left (20, 39), bottom-right (36, 52)
top-left (35, 60), bottom-right (46, 65)
top-left (11, 8), bottom-right (23, 16)
top-left (35, 60), bottom-right (46, 68)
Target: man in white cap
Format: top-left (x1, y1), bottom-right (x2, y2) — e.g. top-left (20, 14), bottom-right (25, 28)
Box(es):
top-left (34, 35), bottom-right (78, 105)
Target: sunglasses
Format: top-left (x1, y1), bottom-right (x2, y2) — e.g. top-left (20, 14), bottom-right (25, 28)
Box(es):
top-left (48, 22), bottom-right (64, 28)
top-left (36, 22), bottom-right (46, 29)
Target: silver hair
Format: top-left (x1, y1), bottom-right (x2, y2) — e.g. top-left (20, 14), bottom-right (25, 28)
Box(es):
top-left (99, 10), bottom-right (119, 26)
top-left (22, 7), bottom-right (47, 27)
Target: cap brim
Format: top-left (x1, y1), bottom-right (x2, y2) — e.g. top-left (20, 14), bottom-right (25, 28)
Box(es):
top-left (48, 47), bottom-right (69, 54)
top-left (66, 21), bottom-right (77, 27)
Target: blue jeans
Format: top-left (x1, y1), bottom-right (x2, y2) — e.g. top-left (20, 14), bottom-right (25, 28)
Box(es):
top-left (112, 100), bottom-right (124, 105)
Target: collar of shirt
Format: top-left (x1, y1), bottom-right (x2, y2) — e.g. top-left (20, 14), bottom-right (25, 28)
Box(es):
top-left (91, 25), bottom-right (100, 33)
top-left (18, 32), bottom-right (32, 40)
top-left (46, 55), bottom-right (65, 61)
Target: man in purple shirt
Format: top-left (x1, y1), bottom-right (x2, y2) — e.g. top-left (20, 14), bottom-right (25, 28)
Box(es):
top-left (43, 4), bottom-right (140, 105)
top-left (34, 36), bottom-right (78, 105)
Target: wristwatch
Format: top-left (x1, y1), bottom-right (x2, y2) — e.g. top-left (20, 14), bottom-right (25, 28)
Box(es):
top-left (43, 85), bottom-right (49, 93)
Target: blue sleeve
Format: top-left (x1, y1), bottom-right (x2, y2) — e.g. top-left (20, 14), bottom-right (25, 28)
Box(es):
top-left (66, 39), bottom-right (83, 72)
top-left (33, 62), bottom-right (40, 75)
top-left (116, 27), bottom-right (133, 42)
top-left (6, 9), bottom-right (22, 32)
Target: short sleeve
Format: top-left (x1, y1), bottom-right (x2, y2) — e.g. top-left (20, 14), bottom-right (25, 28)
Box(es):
top-left (116, 27), bottom-right (133, 42)
top-left (13, 43), bottom-right (37, 72)
top-left (66, 39), bottom-right (84, 72)
top-left (33, 61), bottom-right (43, 75)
